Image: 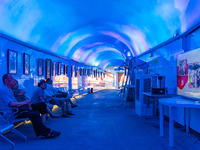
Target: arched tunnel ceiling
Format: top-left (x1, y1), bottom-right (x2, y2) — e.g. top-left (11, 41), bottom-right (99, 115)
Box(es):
top-left (0, 0), bottom-right (200, 69)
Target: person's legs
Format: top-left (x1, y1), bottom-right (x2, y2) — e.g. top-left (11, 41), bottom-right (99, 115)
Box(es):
top-left (65, 99), bottom-right (75, 115)
top-left (50, 98), bottom-right (70, 117)
top-left (31, 102), bottom-right (59, 123)
top-left (31, 102), bottom-right (47, 115)
top-left (41, 114), bottom-right (46, 124)
top-left (57, 92), bottom-right (78, 107)
top-left (46, 106), bottom-right (61, 118)
top-left (17, 111), bottom-right (51, 136)
top-left (17, 111), bottom-right (60, 138)
top-left (69, 98), bottom-right (78, 108)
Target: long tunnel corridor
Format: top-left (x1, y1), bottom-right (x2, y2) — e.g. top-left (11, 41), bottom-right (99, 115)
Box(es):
top-left (1, 90), bottom-right (200, 150)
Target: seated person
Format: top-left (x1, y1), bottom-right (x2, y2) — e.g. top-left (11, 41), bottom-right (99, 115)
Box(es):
top-left (0, 74), bottom-right (60, 139)
top-left (45, 78), bottom-right (78, 108)
top-left (11, 79), bottom-right (59, 123)
top-left (31, 80), bottom-right (72, 117)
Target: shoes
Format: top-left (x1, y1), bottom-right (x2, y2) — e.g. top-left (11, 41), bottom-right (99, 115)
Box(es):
top-left (67, 112), bottom-right (75, 115)
top-left (71, 104), bottom-right (78, 108)
top-left (41, 130), bottom-right (61, 139)
top-left (61, 113), bottom-right (71, 118)
top-left (51, 114), bottom-right (61, 118)
top-left (51, 130), bottom-right (61, 137)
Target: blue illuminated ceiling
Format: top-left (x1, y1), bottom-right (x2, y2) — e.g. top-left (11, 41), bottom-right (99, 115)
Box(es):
top-left (0, 0), bottom-right (200, 69)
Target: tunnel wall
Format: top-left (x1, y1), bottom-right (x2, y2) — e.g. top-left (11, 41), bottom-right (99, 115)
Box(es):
top-left (137, 26), bottom-right (200, 133)
top-left (0, 34), bottom-right (105, 98)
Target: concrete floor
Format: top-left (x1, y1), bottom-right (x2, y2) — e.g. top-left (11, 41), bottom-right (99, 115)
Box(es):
top-left (1, 89), bottom-right (200, 150)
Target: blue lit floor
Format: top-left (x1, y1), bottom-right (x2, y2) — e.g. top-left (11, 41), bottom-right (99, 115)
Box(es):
top-left (1, 90), bottom-right (200, 150)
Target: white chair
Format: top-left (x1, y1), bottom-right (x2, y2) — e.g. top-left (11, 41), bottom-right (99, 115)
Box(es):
top-left (0, 104), bottom-right (29, 124)
top-left (0, 111), bottom-right (27, 149)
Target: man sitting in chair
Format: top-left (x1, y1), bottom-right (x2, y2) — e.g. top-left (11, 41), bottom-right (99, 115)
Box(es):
top-left (45, 78), bottom-right (77, 111)
top-left (0, 74), bottom-right (60, 139)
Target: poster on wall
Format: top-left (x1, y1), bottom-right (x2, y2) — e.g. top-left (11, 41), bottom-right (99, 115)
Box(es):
top-left (71, 65), bottom-right (75, 77)
top-left (23, 53), bottom-right (30, 75)
top-left (46, 59), bottom-right (52, 79)
top-left (7, 49), bottom-right (17, 74)
top-left (177, 48), bottom-right (200, 99)
top-left (57, 62), bottom-right (61, 75)
top-left (38, 59), bottom-right (43, 76)
top-left (76, 67), bottom-right (79, 77)
top-left (60, 63), bottom-right (64, 75)
top-left (64, 65), bottom-right (68, 76)
top-left (53, 62), bottom-right (56, 76)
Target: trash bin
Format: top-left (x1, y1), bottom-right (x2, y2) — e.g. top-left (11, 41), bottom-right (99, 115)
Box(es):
top-left (87, 88), bottom-right (90, 93)
top-left (91, 88), bottom-right (93, 93)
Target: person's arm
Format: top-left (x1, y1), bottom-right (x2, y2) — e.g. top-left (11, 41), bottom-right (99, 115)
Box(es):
top-left (18, 90), bottom-right (26, 95)
top-left (0, 89), bottom-right (29, 108)
top-left (38, 96), bottom-right (45, 102)
top-left (53, 87), bottom-right (59, 94)
top-left (9, 99), bottom-right (31, 107)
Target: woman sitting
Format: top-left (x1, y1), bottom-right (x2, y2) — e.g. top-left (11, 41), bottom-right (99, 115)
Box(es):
top-left (31, 80), bottom-right (70, 118)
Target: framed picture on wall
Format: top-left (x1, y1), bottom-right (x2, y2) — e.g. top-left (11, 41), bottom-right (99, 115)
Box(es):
top-left (23, 53), bottom-right (30, 75)
top-left (64, 65), bottom-right (68, 75)
top-left (7, 49), bottom-right (17, 74)
top-left (46, 59), bottom-right (52, 79)
top-left (71, 65), bottom-right (75, 77)
top-left (76, 67), bottom-right (79, 76)
top-left (60, 63), bottom-right (64, 74)
top-left (38, 59), bottom-right (44, 76)
top-left (53, 62), bottom-right (56, 76)
top-left (57, 62), bottom-right (61, 75)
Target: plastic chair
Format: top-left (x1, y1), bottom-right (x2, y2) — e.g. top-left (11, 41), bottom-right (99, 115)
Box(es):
top-left (0, 104), bottom-right (29, 124)
top-left (0, 111), bottom-right (27, 149)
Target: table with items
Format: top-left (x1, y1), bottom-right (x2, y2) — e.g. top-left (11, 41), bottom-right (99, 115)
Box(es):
top-left (143, 92), bottom-right (173, 117)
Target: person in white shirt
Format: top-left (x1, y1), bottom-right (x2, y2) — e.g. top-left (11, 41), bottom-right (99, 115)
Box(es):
top-left (45, 78), bottom-right (78, 108)
top-left (45, 79), bottom-right (76, 116)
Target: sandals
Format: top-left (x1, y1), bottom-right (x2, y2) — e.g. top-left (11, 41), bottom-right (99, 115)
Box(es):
top-left (41, 130), bottom-right (61, 139)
